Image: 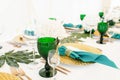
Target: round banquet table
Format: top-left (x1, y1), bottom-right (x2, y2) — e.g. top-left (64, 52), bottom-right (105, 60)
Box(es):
top-left (0, 32), bottom-right (120, 80)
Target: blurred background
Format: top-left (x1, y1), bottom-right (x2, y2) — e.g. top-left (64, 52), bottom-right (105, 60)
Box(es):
top-left (0, 0), bottom-right (119, 36)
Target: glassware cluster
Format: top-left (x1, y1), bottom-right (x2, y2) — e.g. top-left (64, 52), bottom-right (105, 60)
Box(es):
top-left (37, 37), bottom-right (59, 78)
top-left (97, 12), bottom-right (108, 44)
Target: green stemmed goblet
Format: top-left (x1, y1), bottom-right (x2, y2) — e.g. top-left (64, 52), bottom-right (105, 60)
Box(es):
top-left (99, 12), bottom-right (104, 21)
top-left (99, 12), bottom-right (104, 18)
top-left (97, 21), bottom-right (108, 44)
top-left (37, 37), bottom-right (59, 78)
top-left (80, 14), bottom-right (86, 30)
top-left (80, 14), bottom-right (86, 21)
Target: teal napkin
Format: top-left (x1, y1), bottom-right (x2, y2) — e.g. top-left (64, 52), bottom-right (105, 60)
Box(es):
top-left (112, 33), bottom-right (120, 39)
top-left (58, 46), bottom-right (118, 69)
top-left (75, 24), bottom-right (82, 28)
top-left (63, 23), bottom-right (74, 28)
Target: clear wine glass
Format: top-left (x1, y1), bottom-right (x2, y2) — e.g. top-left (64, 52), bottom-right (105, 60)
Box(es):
top-left (80, 14), bottom-right (86, 27)
top-left (25, 19), bottom-right (42, 69)
top-left (107, 29), bottom-right (114, 42)
top-left (0, 24), bottom-right (4, 49)
top-left (85, 17), bottom-right (96, 38)
top-left (89, 24), bottom-right (95, 38)
top-left (27, 39), bottom-right (41, 69)
top-left (48, 49), bottom-right (60, 78)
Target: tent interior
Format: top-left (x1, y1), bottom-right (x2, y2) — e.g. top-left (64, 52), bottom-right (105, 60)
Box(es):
top-left (0, 1), bottom-right (120, 80)
top-left (0, 0), bottom-right (120, 37)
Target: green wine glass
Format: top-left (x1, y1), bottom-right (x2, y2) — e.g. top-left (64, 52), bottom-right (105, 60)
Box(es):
top-left (99, 12), bottom-right (104, 21)
top-left (99, 12), bottom-right (104, 18)
top-left (37, 37), bottom-right (59, 78)
top-left (80, 14), bottom-right (86, 21)
top-left (96, 21), bottom-right (108, 44)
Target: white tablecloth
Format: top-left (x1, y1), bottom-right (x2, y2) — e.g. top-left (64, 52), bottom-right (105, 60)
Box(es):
top-left (0, 33), bottom-right (120, 80)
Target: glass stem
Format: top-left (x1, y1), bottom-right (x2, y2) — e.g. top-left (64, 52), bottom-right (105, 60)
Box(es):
top-left (53, 67), bottom-right (55, 77)
top-left (0, 46), bottom-right (2, 49)
top-left (100, 33), bottom-right (104, 44)
top-left (45, 59), bottom-right (51, 77)
top-left (90, 29), bottom-right (92, 38)
top-left (32, 47), bottom-right (35, 62)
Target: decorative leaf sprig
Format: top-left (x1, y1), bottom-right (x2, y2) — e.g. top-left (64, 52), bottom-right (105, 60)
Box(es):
top-left (48, 17), bottom-right (57, 21)
top-left (60, 33), bottom-right (89, 43)
top-left (0, 50), bottom-right (41, 68)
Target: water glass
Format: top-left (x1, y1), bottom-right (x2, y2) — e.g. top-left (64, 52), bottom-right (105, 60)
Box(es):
top-left (48, 49), bottom-right (60, 77)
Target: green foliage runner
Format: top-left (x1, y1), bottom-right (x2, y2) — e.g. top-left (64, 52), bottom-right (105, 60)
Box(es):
top-left (61, 33), bottom-right (89, 43)
top-left (0, 50), bottom-right (41, 68)
top-left (0, 33), bottom-right (89, 68)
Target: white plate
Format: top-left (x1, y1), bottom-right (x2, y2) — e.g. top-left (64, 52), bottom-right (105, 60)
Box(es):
top-left (65, 27), bottom-right (81, 30)
top-left (23, 34), bottom-right (37, 40)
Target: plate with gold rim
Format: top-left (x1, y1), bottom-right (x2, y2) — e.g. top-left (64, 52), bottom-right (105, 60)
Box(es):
top-left (0, 72), bottom-right (20, 80)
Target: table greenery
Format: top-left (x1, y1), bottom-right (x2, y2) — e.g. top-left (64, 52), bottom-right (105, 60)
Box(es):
top-left (0, 50), bottom-right (41, 68)
top-left (60, 33), bottom-right (89, 43)
top-left (0, 33), bottom-right (89, 68)
top-left (107, 19), bottom-right (115, 27)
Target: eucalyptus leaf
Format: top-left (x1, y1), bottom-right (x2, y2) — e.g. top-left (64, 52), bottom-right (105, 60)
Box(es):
top-left (12, 53), bottom-right (31, 59)
top-left (12, 51), bottom-right (32, 56)
top-left (13, 55), bottom-right (30, 59)
top-left (61, 33), bottom-right (89, 43)
top-left (0, 50), bottom-right (41, 68)
top-left (5, 50), bottom-right (14, 55)
top-left (28, 55), bottom-right (41, 59)
top-left (15, 58), bottom-right (33, 64)
top-left (6, 56), bottom-right (19, 68)
top-left (0, 55), bottom-right (5, 67)
top-left (35, 55), bottom-right (41, 58)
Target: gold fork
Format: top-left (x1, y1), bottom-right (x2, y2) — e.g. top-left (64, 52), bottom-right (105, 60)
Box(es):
top-left (10, 67), bottom-right (23, 80)
top-left (17, 68), bottom-right (32, 80)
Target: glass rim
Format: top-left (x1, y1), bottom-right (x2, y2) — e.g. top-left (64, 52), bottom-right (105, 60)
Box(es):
top-left (37, 37), bottom-right (56, 43)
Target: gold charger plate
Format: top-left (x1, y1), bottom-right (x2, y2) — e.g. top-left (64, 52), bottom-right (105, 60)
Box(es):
top-left (0, 72), bottom-right (20, 80)
top-left (58, 43), bottom-right (102, 65)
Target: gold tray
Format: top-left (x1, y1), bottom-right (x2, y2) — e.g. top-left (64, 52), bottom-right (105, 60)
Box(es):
top-left (0, 72), bottom-right (20, 80)
top-left (58, 43), bottom-right (102, 65)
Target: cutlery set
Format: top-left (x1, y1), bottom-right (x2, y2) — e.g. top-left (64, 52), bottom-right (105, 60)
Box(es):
top-left (55, 65), bottom-right (71, 75)
top-left (10, 67), bottom-right (32, 80)
top-left (40, 59), bottom-right (71, 75)
top-left (10, 64), bottom-right (70, 80)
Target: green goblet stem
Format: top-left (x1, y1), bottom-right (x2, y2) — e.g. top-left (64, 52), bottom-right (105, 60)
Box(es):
top-left (100, 33), bottom-right (104, 44)
top-left (44, 58), bottom-right (52, 76)
top-left (97, 21), bottom-right (108, 44)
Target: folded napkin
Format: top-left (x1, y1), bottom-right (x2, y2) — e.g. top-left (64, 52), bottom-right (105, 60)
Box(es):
top-left (58, 46), bottom-right (118, 69)
top-left (63, 23), bottom-right (83, 29)
top-left (111, 33), bottom-right (120, 39)
top-left (75, 24), bottom-right (82, 28)
top-left (63, 23), bottom-right (74, 28)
